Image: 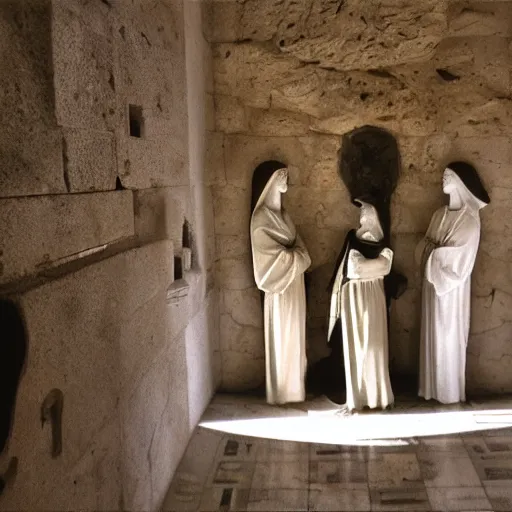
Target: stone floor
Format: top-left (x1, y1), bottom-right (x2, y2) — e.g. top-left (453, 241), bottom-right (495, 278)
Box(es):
top-left (162, 394), bottom-right (512, 511)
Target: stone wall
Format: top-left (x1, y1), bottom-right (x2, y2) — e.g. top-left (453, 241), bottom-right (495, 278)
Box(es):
top-left (209, 0), bottom-right (512, 393)
top-left (0, 1), bottom-right (218, 511)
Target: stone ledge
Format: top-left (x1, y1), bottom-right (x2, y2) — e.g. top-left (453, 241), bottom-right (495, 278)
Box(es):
top-left (0, 191), bottom-right (135, 286)
top-left (166, 278), bottom-right (190, 305)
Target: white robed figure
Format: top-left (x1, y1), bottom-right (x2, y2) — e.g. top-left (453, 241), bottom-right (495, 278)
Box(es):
top-left (250, 167), bottom-right (311, 405)
top-left (417, 162), bottom-right (490, 404)
top-left (328, 199), bottom-right (394, 411)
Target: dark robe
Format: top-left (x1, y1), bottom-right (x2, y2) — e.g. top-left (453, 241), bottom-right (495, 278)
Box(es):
top-left (306, 230), bottom-right (406, 404)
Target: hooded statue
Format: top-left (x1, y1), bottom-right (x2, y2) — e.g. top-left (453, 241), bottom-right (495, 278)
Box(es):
top-left (327, 197), bottom-right (394, 412)
top-left (416, 161), bottom-right (490, 404)
top-left (306, 126), bottom-right (407, 405)
top-left (250, 164), bottom-right (311, 405)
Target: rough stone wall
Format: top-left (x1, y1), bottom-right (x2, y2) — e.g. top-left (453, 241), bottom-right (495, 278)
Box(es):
top-left (209, 0), bottom-right (512, 393)
top-left (0, 1), bottom-right (218, 511)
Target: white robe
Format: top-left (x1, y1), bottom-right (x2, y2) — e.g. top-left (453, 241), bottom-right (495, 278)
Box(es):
top-left (418, 205), bottom-right (480, 404)
top-left (330, 244), bottom-right (394, 411)
top-left (250, 206), bottom-right (311, 405)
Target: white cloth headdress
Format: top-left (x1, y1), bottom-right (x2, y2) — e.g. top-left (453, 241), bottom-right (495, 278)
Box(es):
top-left (252, 168), bottom-right (287, 213)
top-left (450, 171), bottom-right (488, 218)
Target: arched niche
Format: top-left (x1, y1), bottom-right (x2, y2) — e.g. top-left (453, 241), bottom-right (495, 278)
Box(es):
top-left (0, 298), bottom-right (27, 455)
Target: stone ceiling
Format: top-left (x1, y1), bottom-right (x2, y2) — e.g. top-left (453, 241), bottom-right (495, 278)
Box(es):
top-left (208, 0), bottom-right (512, 136)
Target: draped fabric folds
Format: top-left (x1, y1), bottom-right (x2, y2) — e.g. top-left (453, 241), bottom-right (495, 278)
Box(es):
top-left (329, 230), bottom-right (394, 411)
top-left (418, 206), bottom-right (480, 404)
top-left (251, 202), bottom-right (311, 405)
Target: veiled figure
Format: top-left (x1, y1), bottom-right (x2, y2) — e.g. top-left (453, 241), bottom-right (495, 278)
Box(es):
top-left (250, 167), bottom-right (311, 404)
top-left (329, 199), bottom-right (394, 411)
top-left (417, 162), bottom-right (490, 404)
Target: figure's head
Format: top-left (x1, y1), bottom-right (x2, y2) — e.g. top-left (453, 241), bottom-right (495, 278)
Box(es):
top-left (443, 161), bottom-right (490, 209)
top-left (354, 198), bottom-right (377, 224)
top-left (251, 160), bottom-right (288, 213)
top-left (442, 168), bottom-right (459, 195)
top-left (274, 168), bottom-right (289, 194)
top-left (354, 198), bottom-right (384, 240)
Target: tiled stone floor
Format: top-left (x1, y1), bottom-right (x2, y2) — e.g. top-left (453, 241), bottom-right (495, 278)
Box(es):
top-left (162, 394), bottom-right (512, 511)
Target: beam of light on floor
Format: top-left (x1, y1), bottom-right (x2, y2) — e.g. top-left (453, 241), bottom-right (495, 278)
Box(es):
top-left (199, 409), bottom-right (512, 446)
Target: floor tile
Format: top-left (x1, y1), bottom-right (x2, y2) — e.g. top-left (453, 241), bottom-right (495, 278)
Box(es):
top-left (310, 459), bottom-right (367, 487)
top-left (255, 439), bottom-right (308, 461)
top-left (484, 483), bottom-right (512, 511)
top-left (308, 487), bottom-right (371, 511)
top-left (310, 443), bottom-right (368, 461)
top-left (419, 453), bottom-right (481, 487)
top-left (463, 436), bottom-right (489, 457)
top-left (199, 487), bottom-right (250, 512)
top-left (166, 394), bottom-right (512, 511)
top-left (208, 460), bottom-right (255, 488)
top-left (426, 487), bottom-right (491, 511)
top-left (216, 436), bottom-right (259, 461)
top-left (483, 435), bottom-right (512, 449)
top-left (251, 460), bottom-right (308, 489)
top-left (162, 473), bottom-right (204, 511)
top-left (175, 428), bottom-right (224, 481)
top-left (472, 457), bottom-right (512, 484)
top-left (370, 485), bottom-right (431, 511)
top-left (482, 427), bottom-right (512, 436)
top-left (464, 435), bottom-right (512, 460)
top-left (367, 438), bottom-right (419, 459)
top-left (418, 436), bottom-right (467, 454)
top-left (162, 429), bottom-right (224, 510)
top-left (368, 453), bottom-right (422, 488)
top-left (247, 489), bottom-right (308, 511)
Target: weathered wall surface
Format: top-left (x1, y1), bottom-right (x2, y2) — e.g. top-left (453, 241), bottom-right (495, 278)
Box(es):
top-left (209, 0), bottom-right (512, 393)
top-left (0, 1), bottom-right (218, 511)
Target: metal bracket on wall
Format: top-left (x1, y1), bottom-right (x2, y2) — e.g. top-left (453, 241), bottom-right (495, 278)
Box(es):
top-left (40, 389), bottom-right (64, 458)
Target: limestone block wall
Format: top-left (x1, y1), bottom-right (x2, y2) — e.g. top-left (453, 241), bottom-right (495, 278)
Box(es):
top-left (209, 0), bottom-right (512, 394)
top-left (0, 1), bottom-right (218, 511)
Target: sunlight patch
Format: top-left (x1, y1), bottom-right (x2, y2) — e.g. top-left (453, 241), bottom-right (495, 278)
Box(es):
top-left (200, 409), bottom-right (512, 446)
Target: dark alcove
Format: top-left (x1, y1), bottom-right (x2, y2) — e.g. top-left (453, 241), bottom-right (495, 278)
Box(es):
top-left (339, 124), bottom-right (400, 244)
top-left (128, 104), bottom-right (144, 138)
top-left (174, 256), bottom-right (183, 281)
top-left (0, 299), bottom-right (27, 455)
top-left (182, 219), bottom-right (191, 249)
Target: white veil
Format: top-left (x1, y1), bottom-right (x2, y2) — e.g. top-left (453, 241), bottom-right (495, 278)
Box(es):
top-left (252, 168), bottom-right (287, 214)
top-left (450, 171), bottom-right (488, 218)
